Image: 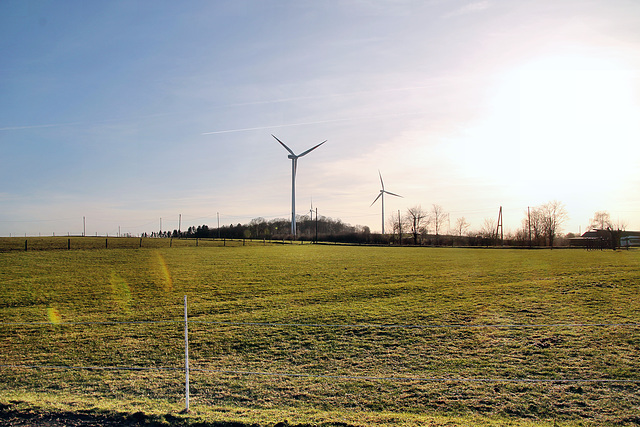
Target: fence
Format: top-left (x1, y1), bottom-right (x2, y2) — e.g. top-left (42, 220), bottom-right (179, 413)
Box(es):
top-left (0, 236), bottom-right (311, 252)
top-left (2, 296), bottom-right (639, 419)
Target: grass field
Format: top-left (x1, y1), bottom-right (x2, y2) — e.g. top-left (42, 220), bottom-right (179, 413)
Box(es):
top-left (1, 243), bottom-right (639, 426)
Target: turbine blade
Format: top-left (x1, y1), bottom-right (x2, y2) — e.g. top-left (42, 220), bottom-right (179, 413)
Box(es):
top-left (298, 140), bottom-right (326, 157)
top-left (384, 190), bottom-right (403, 198)
top-left (370, 192), bottom-right (382, 207)
top-left (378, 170), bottom-right (385, 190)
top-left (272, 134), bottom-right (295, 156)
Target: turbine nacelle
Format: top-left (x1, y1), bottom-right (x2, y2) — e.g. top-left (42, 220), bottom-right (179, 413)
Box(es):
top-left (272, 134), bottom-right (326, 159)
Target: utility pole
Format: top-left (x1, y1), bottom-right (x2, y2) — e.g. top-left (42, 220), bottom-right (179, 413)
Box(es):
top-left (315, 207), bottom-right (318, 243)
top-left (183, 295), bottom-right (190, 413)
top-left (528, 206), bottom-right (532, 248)
top-left (398, 209), bottom-right (402, 245)
top-left (179, 214), bottom-right (182, 235)
top-left (217, 212), bottom-right (220, 238)
top-left (83, 216), bottom-right (86, 237)
top-left (496, 206), bottom-right (503, 246)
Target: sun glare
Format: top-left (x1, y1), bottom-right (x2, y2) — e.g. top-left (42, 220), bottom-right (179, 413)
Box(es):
top-left (110, 270), bottom-right (132, 312)
top-left (439, 52), bottom-right (640, 212)
top-left (154, 251), bottom-right (173, 293)
top-left (47, 307), bottom-right (62, 324)
top-left (516, 55), bottom-right (640, 183)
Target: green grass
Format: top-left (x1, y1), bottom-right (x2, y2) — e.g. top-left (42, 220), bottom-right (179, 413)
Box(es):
top-left (1, 245), bottom-right (639, 426)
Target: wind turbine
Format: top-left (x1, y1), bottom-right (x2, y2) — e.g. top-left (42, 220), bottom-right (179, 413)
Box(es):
top-left (272, 134), bottom-right (326, 237)
top-left (370, 170), bottom-right (402, 234)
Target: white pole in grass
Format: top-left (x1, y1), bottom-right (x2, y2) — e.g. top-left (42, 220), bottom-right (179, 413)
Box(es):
top-left (184, 295), bottom-right (190, 412)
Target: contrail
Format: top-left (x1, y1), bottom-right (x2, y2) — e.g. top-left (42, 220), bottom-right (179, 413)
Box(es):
top-left (201, 112), bottom-right (425, 135)
top-left (201, 118), bottom-right (352, 135)
top-left (2, 79), bottom-right (462, 133)
top-left (0, 122), bottom-right (82, 131)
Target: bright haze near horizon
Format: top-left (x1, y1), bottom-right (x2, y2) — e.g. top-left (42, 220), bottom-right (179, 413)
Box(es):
top-left (1, 1), bottom-right (639, 237)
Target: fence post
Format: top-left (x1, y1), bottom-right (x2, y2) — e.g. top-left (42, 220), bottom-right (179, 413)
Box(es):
top-left (25, 240), bottom-right (27, 251)
top-left (106, 238), bottom-right (108, 249)
top-left (68, 239), bottom-right (71, 250)
top-left (184, 295), bottom-right (190, 412)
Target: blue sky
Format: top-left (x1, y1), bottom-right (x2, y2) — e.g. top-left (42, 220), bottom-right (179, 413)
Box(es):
top-left (2, 0), bottom-right (639, 236)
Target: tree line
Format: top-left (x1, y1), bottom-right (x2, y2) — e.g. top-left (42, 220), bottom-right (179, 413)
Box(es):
top-left (387, 200), bottom-right (571, 247)
top-left (147, 202), bottom-right (629, 248)
top-left (150, 216), bottom-right (379, 244)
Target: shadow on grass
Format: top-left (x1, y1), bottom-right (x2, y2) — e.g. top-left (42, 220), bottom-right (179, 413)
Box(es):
top-left (0, 402), bottom-right (353, 427)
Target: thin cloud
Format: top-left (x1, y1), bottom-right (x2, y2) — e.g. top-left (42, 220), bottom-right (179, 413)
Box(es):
top-left (2, 80), bottom-right (459, 134)
top-left (213, 77), bottom-right (460, 109)
top-left (443, 1), bottom-right (491, 18)
top-left (0, 89), bottom-right (422, 133)
top-left (0, 112), bottom-right (179, 132)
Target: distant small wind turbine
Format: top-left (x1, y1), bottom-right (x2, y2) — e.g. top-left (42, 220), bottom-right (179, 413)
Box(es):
top-left (272, 134), bottom-right (326, 237)
top-left (370, 171), bottom-right (402, 234)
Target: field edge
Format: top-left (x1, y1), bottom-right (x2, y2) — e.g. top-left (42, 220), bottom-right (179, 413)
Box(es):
top-left (0, 391), bottom-right (617, 427)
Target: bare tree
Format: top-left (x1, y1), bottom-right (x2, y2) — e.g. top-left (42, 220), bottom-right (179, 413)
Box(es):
top-left (388, 210), bottom-right (404, 244)
top-left (407, 205), bottom-right (428, 245)
top-left (430, 204), bottom-right (449, 242)
top-left (523, 207), bottom-right (545, 246)
top-left (588, 210), bottom-right (627, 249)
top-left (454, 217), bottom-right (470, 236)
top-left (589, 211), bottom-right (612, 230)
top-left (616, 219), bottom-right (628, 232)
top-left (539, 200), bottom-right (568, 247)
top-left (480, 217), bottom-right (497, 239)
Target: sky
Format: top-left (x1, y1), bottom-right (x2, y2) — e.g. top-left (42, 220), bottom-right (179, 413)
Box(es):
top-left (1, 0), bottom-right (639, 237)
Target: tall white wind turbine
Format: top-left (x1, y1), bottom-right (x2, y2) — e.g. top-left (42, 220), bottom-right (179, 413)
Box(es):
top-left (272, 134), bottom-right (326, 237)
top-left (370, 171), bottom-right (402, 234)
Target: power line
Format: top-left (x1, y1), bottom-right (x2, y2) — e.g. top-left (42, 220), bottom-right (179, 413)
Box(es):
top-left (0, 364), bottom-right (178, 372)
top-left (0, 218), bottom-right (77, 223)
top-left (189, 321), bottom-right (640, 329)
top-left (192, 368), bottom-right (640, 384)
top-left (2, 320), bottom-right (639, 329)
top-left (2, 364), bottom-right (638, 384)
top-left (1, 320), bottom-right (178, 326)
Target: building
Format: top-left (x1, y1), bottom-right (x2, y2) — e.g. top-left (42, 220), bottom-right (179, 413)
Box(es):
top-left (569, 229), bottom-right (640, 249)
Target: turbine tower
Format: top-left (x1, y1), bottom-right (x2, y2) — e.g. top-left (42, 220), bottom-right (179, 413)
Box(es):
top-left (272, 134), bottom-right (326, 237)
top-left (370, 170), bottom-right (402, 234)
